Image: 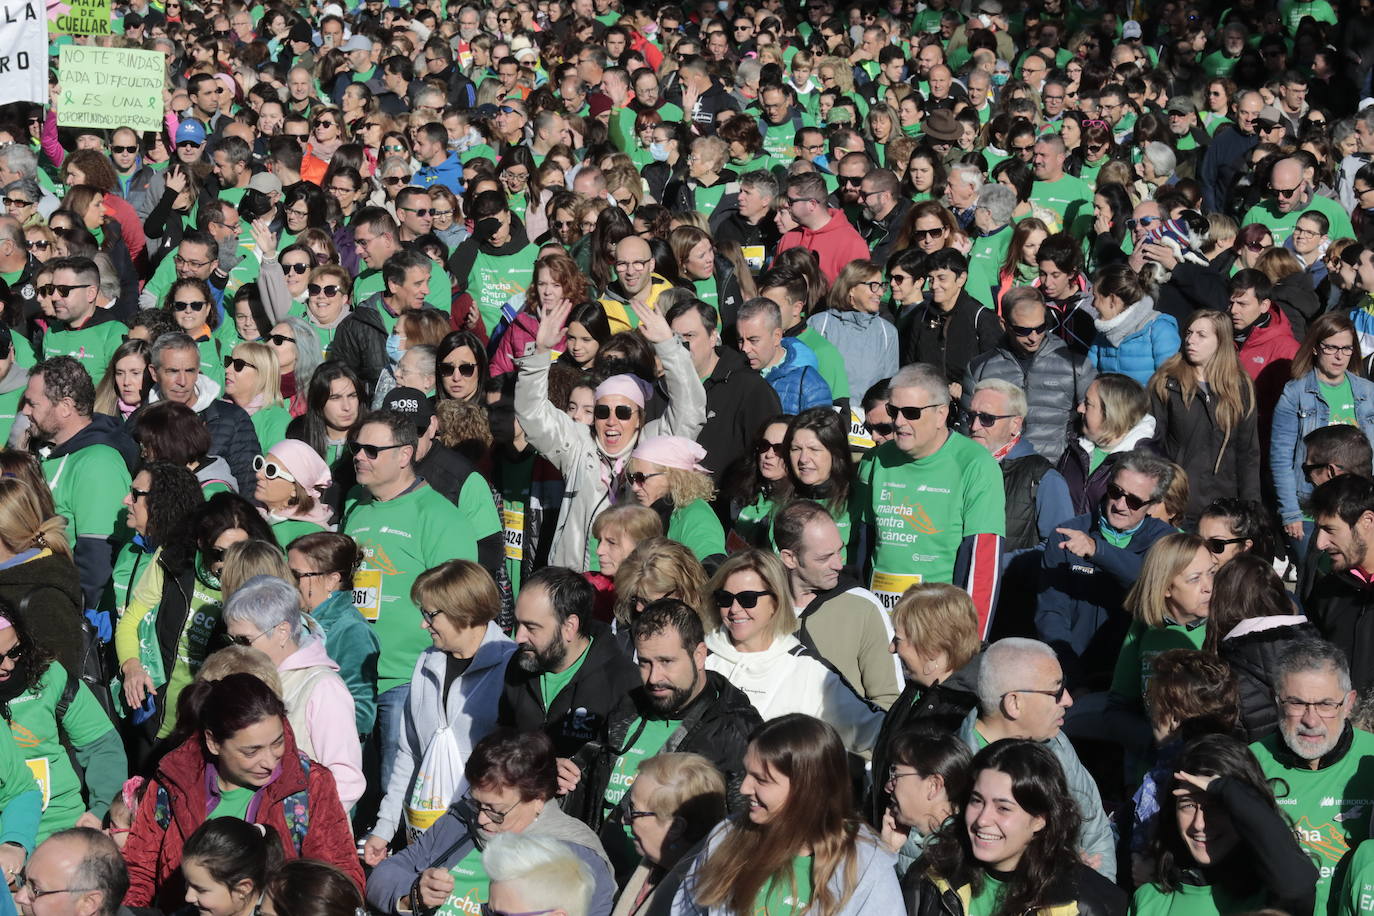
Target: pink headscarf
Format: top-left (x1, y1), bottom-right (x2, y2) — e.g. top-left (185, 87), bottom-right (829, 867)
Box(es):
top-left (631, 435), bottom-right (710, 473)
top-left (595, 374), bottom-right (652, 407)
top-left (264, 439), bottom-right (334, 527)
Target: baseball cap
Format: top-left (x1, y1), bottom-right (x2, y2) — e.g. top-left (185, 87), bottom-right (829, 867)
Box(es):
top-left (341, 35), bottom-right (374, 53)
top-left (1165, 96), bottom-right (1197, 115)
top-left (1122, 19), bottom-right (1142, 39)
top-left (247, 172), bottom-right (283, 196)
top-left (1257, 104), bottom-right (1284, 127)
top-left (175, 120), bottom-right (206, 145)
top-left (382, 387), bottom-right (435, 432)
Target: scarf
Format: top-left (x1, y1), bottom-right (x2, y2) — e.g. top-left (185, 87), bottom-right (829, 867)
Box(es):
top-left (1094, 297), bottom-right (1156, 347)
top-left (1232, 308), bottom-right (1271, 348)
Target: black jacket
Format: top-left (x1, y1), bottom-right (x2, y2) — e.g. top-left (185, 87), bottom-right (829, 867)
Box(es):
top-left (44, 414), bottom-right (138, 610)
top-left (496, 620), bottom-right (642, 759)
top-left (330, 294), bottom-right (389, 397)
top-left (1307, 571), bottom-right (1374, 695)
top-left (903, 862), bottom-right (1126, 916)
top-left (1155, 261), bottom-right (1230, 329)
top-left (1220, 618), bottom-right (1320, 743)
top-left (899, 291), bottom-right (1001, 386)
top-left (711, 207), bottom-right (781, 271)
top-left (198, 398), bottom-right (260, 496)
top-left (1149, 376), bottom-right (1260, 527)
top-left (867, 654), bottom-right (981, 826)
top-left (415, 442), bottom-right (504, 580)
top-left (1269, 270), bottom-right (1323, 341)
top-left (0, 551), bottom-right (84, 680)
top-left (565, 670), bottom-right (762, 830)
top-left (862, 197), bottom-right (912, 268)
top-left (697, 347), bottom-right (781, 480)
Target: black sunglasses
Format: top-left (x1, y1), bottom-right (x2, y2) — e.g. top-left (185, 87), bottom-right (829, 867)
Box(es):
top-left (440, 361), bottom-right (477, 378)
top-left (755, 440), bottom-right (785, 457)
top-left (350, 441), bottom-right (408, 459)
top-left (38, 283), bottom-right (91, 297)
top-left (594, 404), bottom-right (634, 421)
top-left (1010, 320), bottom-right (1051, 336)
top-left (224, 356), bottom-right (251, 372)
top-left (1205, 536), bottom-right (1247, 554)
top-left (308, 284), bottom-right (341, 297)
top-left (885, 402), bottom-right (944, 420)
top-left (264, 333), bottom-right (296, 346)
top-left (1106, 482), bottom-right (1156, 511)
top-left (110, 144), bottom-right (140, 154)
top-left (969, 411), bottom-right (1015, 428)
top-left (283, 262), bottom-right (311, 275)
top-left (171, 299), bottom-right (208, 312)
top-left (626, 471), bottom-right (663, 487)
top-left (714, 588), bottom-right (773, 609)
top-left (864, 422), bottom-right (895, 436)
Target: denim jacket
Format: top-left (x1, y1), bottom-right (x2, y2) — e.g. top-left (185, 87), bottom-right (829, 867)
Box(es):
top-left (1269, 369), bottom-right (1374, 523)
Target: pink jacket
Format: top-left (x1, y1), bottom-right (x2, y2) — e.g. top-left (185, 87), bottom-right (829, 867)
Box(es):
top-left (775, 209), bottom-right (872, 282)
top-left (489, 305), bottom-right (563, 376)
top-left (278, 635), bottom-right (365, 810)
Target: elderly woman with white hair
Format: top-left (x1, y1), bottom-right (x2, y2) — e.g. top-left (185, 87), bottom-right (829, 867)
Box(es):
top-left (967, 183), bottom-right (1019, 309)
top-left (221, 575), bottom-right (364, 809)
top-left (1134, 142), bottom-right (1177, 202)
top-left (484, 834), bottom-right (596, 916)
top-left (514, 297), bottom-right (706, 571)
top-left (626, 435), bottom-right (725, 564)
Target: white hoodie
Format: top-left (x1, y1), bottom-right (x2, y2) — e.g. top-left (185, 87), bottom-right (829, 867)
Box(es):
top-left (704, 629), bottom-right (884, 755)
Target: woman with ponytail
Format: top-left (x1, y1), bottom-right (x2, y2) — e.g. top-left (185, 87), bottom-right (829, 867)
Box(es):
top-left (181, 818), bottom-right (284, 916)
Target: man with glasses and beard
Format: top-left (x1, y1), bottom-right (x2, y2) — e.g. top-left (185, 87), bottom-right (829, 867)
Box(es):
top-left (498, 567), bottom-right (640, 790)
top-left (1249, 639), bottom-right (1374, 916)
top-left (562, 600), bottom-right (760, 842)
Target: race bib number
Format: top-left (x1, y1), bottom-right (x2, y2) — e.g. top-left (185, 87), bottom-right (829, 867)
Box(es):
top-left (848, 407), bottom-right (875, 451)
top-left (870, 570), bottom-right (923, 610)
top-left (741, 245), bottom-right (766, 272)
top-left (353, 568), bottom-right (382, 622)
top-left (502, 507), bottom-right (525, 561)
top-left (25, 757), bottom-right (50, 810)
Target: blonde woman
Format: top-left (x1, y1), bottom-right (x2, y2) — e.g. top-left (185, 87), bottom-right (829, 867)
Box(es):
top-left (611, 537), bottom-right (710, 650)
top-left (222, 340), bottom-right (292, 451)
top-left (809, 260), bottom-right (898, 402)
top-left (0, 475), bottom-right (84, 678)
top-left (625, 436), bottom-right (724, 563)
top-left (218, 538), bottom-right (293, 600)
top-left (704, 550), bottom-right (883, 754)
top-left (1147, 310), bottom-right (1259, 527)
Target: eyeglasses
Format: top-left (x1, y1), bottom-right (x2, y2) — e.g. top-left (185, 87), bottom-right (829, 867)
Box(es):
top-left (253, 454), bottom-right (296, 482)
top-left (419, 607), bottom-right (444, 625)
top-left (864, 421), bottom-right (894, 436)
top-left (969, 411), bottom-right (1015, 428)
top-left (1244, 240), bottom-right (1270, 252)
top-left (291, 568), bottom-right (335, 581)
top-left (1280, 697), bottom-right (1346, 718)
top-left (885, 402), bottom-right (944, 421)
top-left (223, 356), bottom-right (252, 373)
top-left (886, 766), bottom-right (922, 786)
top-left (349, 441), bottom-right (408, 459)
top-left (1003, 684), bottom-right (1067, 702)
top-left (1303, 461), bottom-right (1341, 477)
top-left (615, 258), bottom-right (652, 271)
top-left (1204, 536), bottom-right (1247, 554)
top-left (713, 588), bottom-right (773, 609)
top-left (626, 471), bottom-right (663, 487)
top-left (37, 283), bottom-right (91, 297)
top-left (460, 793), bottom-right (516, 824)
top-left (308, 284), bottom-right (342, 298)
top-left (26, 240), bottom-right (49, 251)
top-left (171, 299), bottom-right (208, 312)
top-left (861, 280), bottom-right (885, 293)
top-left (786, 196), bottom-right (819, 207)
top-left (431, 209), bottom-right (454, 218)
top-left (228, 629), bottom-right (270, 647)
top-left (174, 255), bottom-right (213, 269)
top-left (400, 206), bottom-right (432, 216)
top-left (2, 197), bottom-right (32, 208)
top-left (1106, 481), bottom-right (1156, 511)
top-left (440, 361), bottom-right (477, 378)
top-left (1318, 342), bottom-right (1355, 356)
top-left (594, 404), bottom-right (634, 421)
top-left (12, 876), bottom-right (93, 899)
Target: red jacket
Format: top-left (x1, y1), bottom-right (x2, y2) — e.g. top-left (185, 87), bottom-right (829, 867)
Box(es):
top-left (1237, 304), bottom-right (1300, 443)
top-left (122, 722), bottom-right (364, 909)
top-left (775, 209), bottom-right (871, 282)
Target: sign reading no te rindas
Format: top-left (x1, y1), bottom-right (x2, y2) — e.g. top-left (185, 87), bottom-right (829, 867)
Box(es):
top-left (57, 46), bottom-right (164, 133)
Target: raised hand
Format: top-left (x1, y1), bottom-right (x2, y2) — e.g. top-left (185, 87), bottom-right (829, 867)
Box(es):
top-left (630, 297), bottom-right (671, 344)
top-left (535, 299), bottom-right (572, 353)
top-left (250, 217), bottom-right (278, 261)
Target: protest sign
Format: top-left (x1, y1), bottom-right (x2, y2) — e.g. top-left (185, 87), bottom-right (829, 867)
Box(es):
top-left (57, 46), bottom-right (164, 133)
top-left (49, 0), bottom-right (110, 35)
top-left (0, 0), bottom-right (48, 106)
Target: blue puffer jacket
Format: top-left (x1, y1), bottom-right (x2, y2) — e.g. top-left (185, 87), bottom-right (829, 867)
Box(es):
top-left (1087, 297), bottom-right (1181, 386)
top-left (412, 151), bottom-right (464, 194)
top-left (762, 336), bottom-right (832, 414)
top-left (1269, 369), bottom-right (1374, 524)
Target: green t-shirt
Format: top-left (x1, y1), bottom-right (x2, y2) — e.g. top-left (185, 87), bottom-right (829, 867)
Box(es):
top-left (1280, 0), bottom-right (1336, 32)
top-left (436, 846), bottom-right (489, 916)
top-left (271, 517), bottom-right (325, 548)
top-left (604, 717), bottom-right (678, 809)
top-left (967, 871), bottom-right (1006, 916)
top-left (1201, 50), bottom-right (1240, 76)
top-left (855, 434), bottom-right (1006, 610)
top-left (42, 321), bottom-right (124, 374)
top-left (667, 499), bottom-right (726, 562)
top-left (42, 443), bottom-right (131, 540)
top-left (469, 243), bottom-right (539, 335)
top-left (0, 385), bottom-right (23, 445)
top-left (1109, 618), bottom-right (1208, 706)
top-left (966, 225), bottom-right (1013, 310)
top-left (1241, 196), bottom-right (1355, 248)
top-left (756, 856), bottom-right (813, 916)
top-left (1031, 174), bottom-right (1094, 236)
top-left (1338, 837), bottom-right (1374, 916)
top-left (1251, 727), bottom-right (1374, 915)
top-left (197, 336), bottom-right (224, 386)
top-left (795, 328), bottom-right (849, 401)
top-left (730, 491), bottom-right (776, 550)
top-left (344, 482), bottom-right (477, 692)
top-left (8, 662), bottom-right (118, 840)
top-left (1322, 376), bottom-right (1357, 426)
top-left (353, 259), bottom-right (453, 313)
top-left (539, 640), bottom-right (591, 712)
top-left (208, 784), bottom-right (256, 820)
top-left (1132, 875), bottom-right (1261, 916)
top-left (1089, 445), bottom-right (1109, 473)
top-left (250, 403), bottom-right (293, 452)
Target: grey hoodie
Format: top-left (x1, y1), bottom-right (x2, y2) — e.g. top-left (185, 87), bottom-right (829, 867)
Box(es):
top-left (805, 309), bottom-right (899, 403)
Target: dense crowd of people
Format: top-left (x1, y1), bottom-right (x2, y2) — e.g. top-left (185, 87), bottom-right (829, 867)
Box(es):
top-left (0, 0), bottom-right (1373, 914)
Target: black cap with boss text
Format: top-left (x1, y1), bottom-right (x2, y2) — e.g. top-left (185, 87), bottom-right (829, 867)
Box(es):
top-left (381, 387), bottom-right (435, 433)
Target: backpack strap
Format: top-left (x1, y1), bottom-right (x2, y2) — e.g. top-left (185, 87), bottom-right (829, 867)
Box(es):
top-left (55, 667), bottom-right (78, 723)
top-left (281, 754), bottom-right (311, 855)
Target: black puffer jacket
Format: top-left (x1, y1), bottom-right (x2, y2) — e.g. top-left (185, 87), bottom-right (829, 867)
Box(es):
top-left (1269, 270), bottom-right (1323, 341)
top-left (867, 653), bottom-right (981, 826)
top-left (1219, 616), bottom-right (1320, 743)
top-left (329, 294), bottom-right (388, 397)
top-left (0, 551), bottom-right (84, 679)
top-left (900, 291), bottom-right (1002, 387)
top-left (566, 670), bottom-right (762, 830)
top-left (197, 399), bottom-right (260, 496)
top-left (1303, 570), bottom-right (1374, 694)
top-left (962, 334), bottom-right (1096, 464)
top-left (903, 862), bottom-right (1127, 916)
top-left (1149, 376), bottom-right (1261, 527)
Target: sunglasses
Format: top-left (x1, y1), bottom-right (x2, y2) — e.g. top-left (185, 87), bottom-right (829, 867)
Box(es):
top-left (1010, 320), bottom-right (1051, 336)
top-left (1205, 536), bottom-right (1247, 554)
top-left (909, 226), bottom-right (945, 241)
top-left (1106, 481), bottom-right (1156, 511)
top-left (171, 299), bottom-right (209, 312)
top-left (594, 404), bottom-right (634, 421)
top-left (111, 144), bottom-right (139, 154)
top-left (0, 645), bottom-right (24, 662)
top-left (2, 197), bottom-right (32, 208)
top-left (223, 356), bottom-right (252, 372)
top-left (176, 140), bottom-right (203, 149)
top-left (1271, 184), bottom-right (1300, 198)
top-left (38, 283), bottom-right (91, 297)
top-left (440, 361), bottom-right (477, 378)
top-left (26, 240), bottom-right (49, 251)
top-left (264, 333), bottom-right (296, 346)
top-left (283, 262), bottom-right (311, 275)
top-left (626, 471), bottom-right (664, 487)
top-left (1303, 461), bottom-right (1340, 476)
top-left (969, 411), bottom-right (1015, 428)
top-left (400, 207), bottom-right (432, 216)
top-left (713, 588), bottom-right (774, 609)
top-left (755, 441), bottom-right (785, 458)
top-left (863, 422), bottom-right (895, 436)
top-left (885, 402), bottom-right (943, 420)
top-left (1125, 216), bottom-right (1159, 231)
top-left (350, 441), bottom-right (408, 459)
top-left (128, 486), bottom-right (150, 502)
top-left (253, 454), bottom-right (296, 482)
top-left (308, 284), bottom-right (341, 297)
top-left (382, 176), bottom-right (408, 185)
